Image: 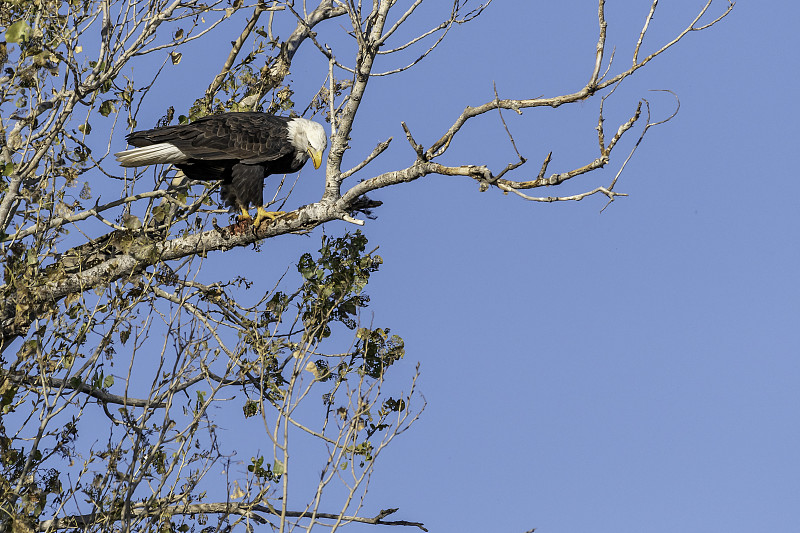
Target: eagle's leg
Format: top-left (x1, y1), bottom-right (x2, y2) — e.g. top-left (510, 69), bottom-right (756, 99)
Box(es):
top-left (252, 206), bottom-right (286, 227)
top-left (238, 206), bottom-right (253, 223)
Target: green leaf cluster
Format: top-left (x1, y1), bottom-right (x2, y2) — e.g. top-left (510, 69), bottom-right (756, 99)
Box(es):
top-left (354, 327), bottom-right (404, 379)
top-left (297, 230), bottom-right (381, 340)
top-left (247, 456), bottom-right (283, 483)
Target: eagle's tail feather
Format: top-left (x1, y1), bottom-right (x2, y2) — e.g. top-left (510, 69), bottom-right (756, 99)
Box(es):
top-left (115, 143), bottom-right (188, 167)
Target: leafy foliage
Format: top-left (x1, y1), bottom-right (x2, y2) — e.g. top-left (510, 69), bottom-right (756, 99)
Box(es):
top-left (298, 231), bottom-right (381, 338)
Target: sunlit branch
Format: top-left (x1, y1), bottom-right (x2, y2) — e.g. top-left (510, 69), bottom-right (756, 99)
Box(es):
top-left (38, 503), bottom-right (427, 532)
top-left (3, 370), bottom-right (165, 408)
top-left (340, 139), bottom-right (393, 180)
top-left (203, 4), bottom-right (270, 108)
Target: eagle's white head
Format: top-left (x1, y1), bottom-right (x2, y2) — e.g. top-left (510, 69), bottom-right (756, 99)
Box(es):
top-left (287, 117), bottom-right (328, 169)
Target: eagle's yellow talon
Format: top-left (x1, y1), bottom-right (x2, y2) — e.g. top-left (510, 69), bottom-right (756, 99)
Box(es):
top-left (252, 207), bottom-right (286, 227)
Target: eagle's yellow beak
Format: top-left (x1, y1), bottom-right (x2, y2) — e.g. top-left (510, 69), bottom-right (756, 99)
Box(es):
top-left (309, 148), bottom-right (323, 169)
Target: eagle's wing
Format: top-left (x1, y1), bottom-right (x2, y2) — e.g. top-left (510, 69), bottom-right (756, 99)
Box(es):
top-left (126, 113), bottom-right (294, 163)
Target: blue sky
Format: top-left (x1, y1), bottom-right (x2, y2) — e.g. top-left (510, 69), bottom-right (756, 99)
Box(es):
top-left (339, 3), bottom-right (798, 532)
top-left (114, 1), bottom-right (798, 531)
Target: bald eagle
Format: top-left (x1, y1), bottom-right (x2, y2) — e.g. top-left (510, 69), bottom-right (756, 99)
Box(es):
top-left (115, 112), bottom-right (327, 226)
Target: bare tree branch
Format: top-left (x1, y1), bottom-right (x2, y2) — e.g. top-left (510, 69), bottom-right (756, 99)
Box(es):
top-left (3, 370), bottom-right (165, 408)
top-left (38, 502), bottom-right (427, 532)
